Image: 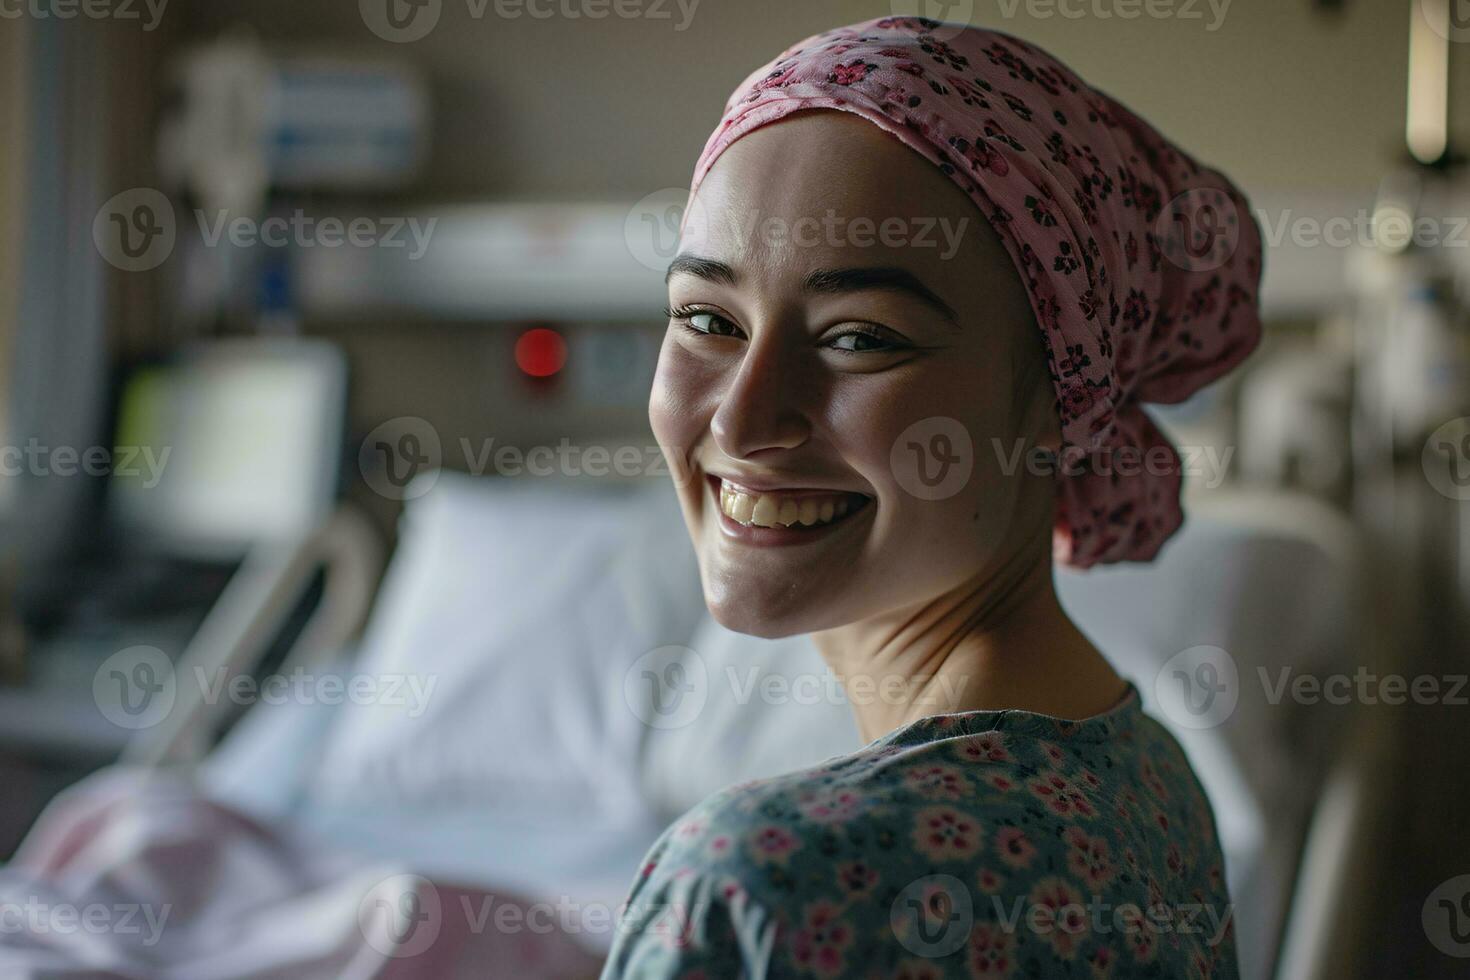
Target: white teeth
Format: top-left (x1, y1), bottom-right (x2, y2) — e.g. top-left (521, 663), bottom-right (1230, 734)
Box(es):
top-left (730, 491), bottom-right (755, 524)
top-left (717, 482), bottom-right (864, 529)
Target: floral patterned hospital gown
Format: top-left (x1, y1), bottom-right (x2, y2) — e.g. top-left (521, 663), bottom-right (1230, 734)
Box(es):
top-left (601, 684), bottom-right (1236, 979)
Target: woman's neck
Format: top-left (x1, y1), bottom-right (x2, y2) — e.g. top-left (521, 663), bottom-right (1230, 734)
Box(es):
top-left (811, 547), bottom-right (1128, 743)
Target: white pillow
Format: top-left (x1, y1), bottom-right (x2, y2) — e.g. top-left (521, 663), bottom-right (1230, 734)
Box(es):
top-left (306, 471), bottom-right (705, 823)
top-left (637, 617), bottom-right (860, 823)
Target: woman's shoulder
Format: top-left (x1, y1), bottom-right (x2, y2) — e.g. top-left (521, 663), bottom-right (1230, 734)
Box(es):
top-left (605, 710), bottom-right (1236, 978)
top-left (664, 704), bottom-right (1210, 842)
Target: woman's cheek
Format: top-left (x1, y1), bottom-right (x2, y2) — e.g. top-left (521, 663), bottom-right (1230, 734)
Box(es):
top-left (649, 337), bottom-right (715, 457)
top-left (823, 368), bottom-right (963, 499)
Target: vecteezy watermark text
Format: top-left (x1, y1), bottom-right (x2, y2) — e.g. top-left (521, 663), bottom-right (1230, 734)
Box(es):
top-left (992, 0), bottom-right (1232, 32)
top-left (1256, 208), bottom-right (1470, 251)
top-left (194, 666), bottom-right (438, 719)
top-left (705, 208), bottom-right (972, 261)
top-left (1, 440), bottom-right (169, 488)
top-left (1259, 666), bottom-right (1468, 707)
top-left (359, 0), bottom-right (700, 44)
top-left (0, 0), bottom-right (168, 30)
top-left (1154, 645), bottom-right (1470, 730)
top-left (991, 438), bottom-right (1235, 490)
top-left (93, 189), bottom-right (440, 273)
top-left (358, 417), bottom-right (697, 501)
top-left (625, 189), bottom-right (973, 272)
top-left (889, 874), bottom-right (1234, 960)
top-left (356, 874), bottom-right (689, 960)
top-left (0, 897), bottom-right (171, 946)
top-left (93, 646), bottom-right (438, 730)
top-left (195, 210), bottom-right (437, 260)
top-left (623, 646), bottom-right (973, 730)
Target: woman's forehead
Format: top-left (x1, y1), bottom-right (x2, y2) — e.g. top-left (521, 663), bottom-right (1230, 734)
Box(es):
top-left (680, 113), bottom-right (1010, 298)
top-left (694, 110), bottom-right (964, 224)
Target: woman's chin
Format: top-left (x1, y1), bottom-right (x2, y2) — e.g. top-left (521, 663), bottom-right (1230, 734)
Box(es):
top-left (701, 572), bottom-right (827, 640)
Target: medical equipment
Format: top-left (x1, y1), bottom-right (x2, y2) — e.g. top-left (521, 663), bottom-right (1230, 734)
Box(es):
top-left (109, 338), bottom-right (348, 558)
top-left (0, 339), bottom-right (350, 763)
top-left (155, 34), bottom-right (431, 333)
top-left (157, 35), bottom-right (430, 214)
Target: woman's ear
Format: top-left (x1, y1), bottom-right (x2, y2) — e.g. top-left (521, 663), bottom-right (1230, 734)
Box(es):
top-left (1010, 325), bottom-right (1062, 458)
top-left (1020, 385), bottom-right (1062, 457)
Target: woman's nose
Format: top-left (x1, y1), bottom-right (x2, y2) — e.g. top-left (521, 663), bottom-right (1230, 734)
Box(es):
top-left (709, 335), bottom-right (811, 460)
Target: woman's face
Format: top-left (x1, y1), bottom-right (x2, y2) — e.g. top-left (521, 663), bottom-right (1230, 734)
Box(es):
top-left (653, 110), bottom-right (1055, 638)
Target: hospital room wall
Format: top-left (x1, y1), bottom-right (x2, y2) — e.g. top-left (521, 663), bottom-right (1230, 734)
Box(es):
top-left (170, 0), bottom-right (1464, 201)
top-left (142, 0), bottom-right (1460, 543)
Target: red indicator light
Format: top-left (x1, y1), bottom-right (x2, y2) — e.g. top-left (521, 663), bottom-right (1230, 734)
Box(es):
top-left (515, 327), bottom-right (567, 378)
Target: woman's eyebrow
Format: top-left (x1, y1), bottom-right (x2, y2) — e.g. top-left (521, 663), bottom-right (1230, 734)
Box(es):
top-left (667, 254), bottom-right (960, 329)
top-left (665, 254), bottom-right (737, 286)
top-left (802, 266), bottom-right (960, 328)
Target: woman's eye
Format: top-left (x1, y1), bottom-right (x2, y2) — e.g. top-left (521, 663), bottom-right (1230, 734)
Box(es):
top-left (667, 306), bottom-right (744, 339)
top-left (827, 329), bottom-right (901, 353)
top-left (690, 312), bottom-right (739, 336)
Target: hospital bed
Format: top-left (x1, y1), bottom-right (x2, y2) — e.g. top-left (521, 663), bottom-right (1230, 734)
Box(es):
top-left (114, 470), bottom-right (1363, 980)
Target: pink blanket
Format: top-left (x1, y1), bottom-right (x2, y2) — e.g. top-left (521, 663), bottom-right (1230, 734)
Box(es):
top-left (1, 769), bottom-right (602, 979)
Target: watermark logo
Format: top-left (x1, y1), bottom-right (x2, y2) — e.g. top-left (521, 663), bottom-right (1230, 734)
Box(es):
top-left (93, 188), bottom-right (176, 272)
top-left (891, 416), bottom-right (974, 500)
top-left (724, 665), bottom-right (970, 712)
top-left (890, 876), bottom-right (1234, 956)
top-left (1153, 645), bottom-right (1238, 729)
top-left (624, 645), bottom-right (707, 729)
top-left (1423, 417), bottom-right (1470, 501)
top-left (1424, 874), bottom-right (1470, 957)
top-left (1418, 0), bottom-right (1470, 45)
top-left (1158, 187), bottom-right (1239, 273)
top-left (646, 196), bottom-right (971, 270)
top-left (891, 874), bottom-right (973, 957)
top-left (358, 874), bottom-right (442, 958)
top-left (360, 0), bottom-right (442, 41)
top-left (626, 188), bottom-right (709, 273)
top-left (94, 655), bottom-right (438, 731)
top-left (359, 416), bottom-right (443, 501)
top-left (194, 667), bottom-right (438, 718)
top-left (888, 0), bottom-right (975, 40)
top-left (356, 425), bottom-right (694, 499)
top-left (624, 661), bottom-right (971, 727)
top-left (93, 646), bottom-right (177, 730)
top-left (96, 192), bottom-right (437, 271)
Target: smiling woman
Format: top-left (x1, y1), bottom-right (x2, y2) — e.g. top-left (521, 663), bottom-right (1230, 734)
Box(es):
top-left (603, 15), bottom-right (1262, 980)
top-left (657, 109), bottom-right (1051, 647)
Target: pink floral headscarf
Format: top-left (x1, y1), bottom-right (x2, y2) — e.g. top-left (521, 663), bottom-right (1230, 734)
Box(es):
top-left (685, 17), bottom-right (1263, 568)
